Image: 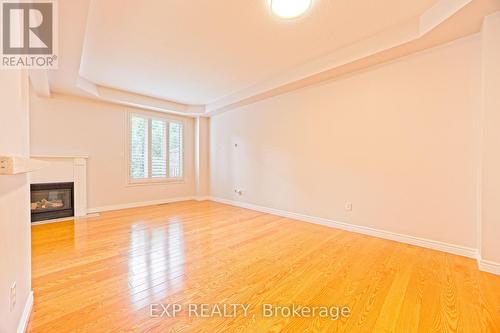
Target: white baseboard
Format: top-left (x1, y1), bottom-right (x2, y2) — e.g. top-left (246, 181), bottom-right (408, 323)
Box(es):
top-left (87, 196), bottom-right (196, 213)
top-left (477, 258), bottom-right (500, 275)
top-left (16, 291), bottom-right (33, 333)
top-left (84, 195), bottom-right (498, 276)
top-left (209, 196), bottom-right (478, 259)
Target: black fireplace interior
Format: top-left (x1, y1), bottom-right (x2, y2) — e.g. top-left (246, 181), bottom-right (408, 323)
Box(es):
top-left (30, 182), bottom-right (74, 222)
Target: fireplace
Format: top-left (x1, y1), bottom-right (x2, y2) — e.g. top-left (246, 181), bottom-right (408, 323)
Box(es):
top-left (30, 182), bottom-right (74, 222)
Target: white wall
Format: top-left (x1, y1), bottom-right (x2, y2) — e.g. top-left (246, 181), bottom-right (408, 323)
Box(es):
top-left (480, 12), bottom-right (500, 265)
top-left (210, 35), bottom-right (481, 249)
top-left (195, 117), bottom-right (210, 197)
top-left (0, 71), bottom-right (32, 333)
top-left (30, 94), bottom-right (196, 211)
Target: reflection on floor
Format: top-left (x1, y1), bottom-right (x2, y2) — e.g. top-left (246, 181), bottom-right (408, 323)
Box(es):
top-left (28, 200), bottom-right (500, 332)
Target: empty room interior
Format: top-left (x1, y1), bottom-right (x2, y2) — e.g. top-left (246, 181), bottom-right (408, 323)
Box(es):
top-left (1, 0), bottom-right (500, 332)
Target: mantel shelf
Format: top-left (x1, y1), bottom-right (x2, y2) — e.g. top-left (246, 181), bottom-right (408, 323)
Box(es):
top-left (0, 156), bottom-right (49, 175)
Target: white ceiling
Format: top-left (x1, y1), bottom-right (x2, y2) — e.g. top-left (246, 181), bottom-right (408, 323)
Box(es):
top-left (51, 0), bottom-right (438, 105)
top-left (46, 0), bottom-right (499, 115)
top-left (47, 0), bottom-right (91, 98)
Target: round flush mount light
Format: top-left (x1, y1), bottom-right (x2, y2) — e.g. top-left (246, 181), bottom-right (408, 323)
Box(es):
top-left (271, 0), bottom-right (312, 19)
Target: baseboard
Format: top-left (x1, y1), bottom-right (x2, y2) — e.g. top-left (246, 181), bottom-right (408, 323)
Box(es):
top-left (209, 196), bottom-right (477, 259)
top-left (87, 196), bottom-right (196, 213)
top-left (16, 291), bottom-right (33, 333)
top-left (477, 258), bottom-right (500, 275)
top-left (85, 195), bottom-right (497, 276)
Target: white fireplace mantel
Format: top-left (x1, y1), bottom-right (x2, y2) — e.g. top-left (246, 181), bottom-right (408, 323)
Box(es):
top-left (30, 155), bottom-right (88, 217)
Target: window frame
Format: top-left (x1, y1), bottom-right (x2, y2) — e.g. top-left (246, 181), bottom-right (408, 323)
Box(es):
top-left (126, 111), bottom-right (185, 186)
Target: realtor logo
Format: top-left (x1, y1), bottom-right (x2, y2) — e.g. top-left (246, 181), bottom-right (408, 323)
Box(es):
top-left (1, 0), bottom-right (58, 68)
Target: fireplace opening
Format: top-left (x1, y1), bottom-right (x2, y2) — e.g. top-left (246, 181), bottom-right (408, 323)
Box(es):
top-left (30, 182), bottom-right (74, 222)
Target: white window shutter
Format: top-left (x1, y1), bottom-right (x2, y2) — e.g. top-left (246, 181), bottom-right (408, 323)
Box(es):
top-left (129, 114), bottom-right (183, 181)
top-left (130, 115), bottom-right (148, 179)
top-left (151, 119), bottom-right (167, 178)
top-left (169, 122), bottom-right (183, 178)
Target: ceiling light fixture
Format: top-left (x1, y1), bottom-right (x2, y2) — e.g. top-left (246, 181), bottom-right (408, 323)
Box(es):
top-left (271, 0), bottom-right (312, 19)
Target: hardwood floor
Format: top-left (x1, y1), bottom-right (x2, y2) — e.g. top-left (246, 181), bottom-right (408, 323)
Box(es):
top-left (28, 200), bottom-right (500, 332)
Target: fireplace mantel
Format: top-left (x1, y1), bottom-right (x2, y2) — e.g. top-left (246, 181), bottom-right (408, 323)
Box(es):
top-left (30, 155), bottom-right (88, 217)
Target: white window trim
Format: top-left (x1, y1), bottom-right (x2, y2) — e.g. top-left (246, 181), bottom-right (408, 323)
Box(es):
top-left (126, 111), bottom-right (185, 186)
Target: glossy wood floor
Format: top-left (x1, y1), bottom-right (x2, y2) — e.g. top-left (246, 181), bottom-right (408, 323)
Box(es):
top-left (28, 200), bottom-right (500, 333)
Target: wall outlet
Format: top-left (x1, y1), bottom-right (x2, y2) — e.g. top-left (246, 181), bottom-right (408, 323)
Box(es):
top-left (345, 202), bottom-right (352, 211)
top-left (10, 281), bottom-right (16, 312)
top-left (234, 189), bottom-right (243, 196)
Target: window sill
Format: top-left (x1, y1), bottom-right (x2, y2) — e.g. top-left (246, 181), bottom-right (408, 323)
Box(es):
top-left (126, 178), bottom-right (185, 187)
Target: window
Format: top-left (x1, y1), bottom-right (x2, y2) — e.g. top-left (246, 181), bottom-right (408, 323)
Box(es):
top-left (128, 113), bottom-right (183, 182)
